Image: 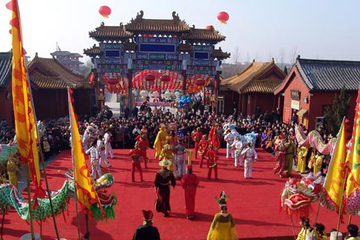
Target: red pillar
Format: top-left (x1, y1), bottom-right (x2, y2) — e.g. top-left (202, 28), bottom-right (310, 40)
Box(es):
top-left (182, 70), bottom-right (187, 94)
top-left (127, 69), bottom-right (133, 111)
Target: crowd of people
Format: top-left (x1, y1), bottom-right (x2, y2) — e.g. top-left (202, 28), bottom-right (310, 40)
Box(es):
top-left (0, 103), bottom-right (356, 240)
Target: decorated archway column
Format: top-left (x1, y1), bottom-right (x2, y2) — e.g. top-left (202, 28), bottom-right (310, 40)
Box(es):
top-left (182, 56), bottom-right (188, 94)
top-left (127, 57), bottom-right (133, 113)
top-left (214, 61), bottom-right (221, 114)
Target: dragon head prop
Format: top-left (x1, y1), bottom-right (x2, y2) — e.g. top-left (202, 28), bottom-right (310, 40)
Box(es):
top-left (281, 177), bottom-right (324, 217)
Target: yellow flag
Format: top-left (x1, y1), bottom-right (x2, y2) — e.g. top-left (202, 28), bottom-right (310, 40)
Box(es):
top-left (68, 88), bottom-right (101, 211)
top-left (346, 101), bottom-right (360, 198)
top-left (323, 118), bottom-right (347, 208)
top-left (8, 0), bottom-right (42, 195)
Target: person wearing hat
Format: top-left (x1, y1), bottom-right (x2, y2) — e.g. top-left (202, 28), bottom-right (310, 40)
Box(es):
top-left (240, 142), bottom-right (258, 179)
top-left (198, 135), bottom-right (209, 168)
top-left (346, 224), bottom-right (360, 240)
top-left (104, 128), bottom-right (114, 159)
top-left (191, 127), bottom-right (203, 159)
top-left (205, 143), bottom-right (218, 180)
top-left (311, 223), bottom-right (327, 240)
top-left (154, 124), bottom-right (168, 160)
top-left (160, 136), bottom-right (174, 169)
top-left (181, 165), bottom-right (199, 220)
top-left (154, 159), bottom-right (176, 217)
top-left (129, 145), bottom-right (144, 182)
top-left (207, 191), bottom-right (238, 240)
top-left (133, 210), bottom-right (161, 240)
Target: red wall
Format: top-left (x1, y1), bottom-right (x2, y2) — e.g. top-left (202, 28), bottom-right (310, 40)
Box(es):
top-left (281, 70), bottom-right (311, 125)
top-left (280, 68), bottom-right (357, 130)
top-left (219, 89), bottom-right (239, 115)
top-left (310, 91), bottom-right (357, 130)
top-left (0, 86), bottom-right (14, 127)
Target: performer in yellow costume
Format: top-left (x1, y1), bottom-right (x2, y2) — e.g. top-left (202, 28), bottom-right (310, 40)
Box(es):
top-left (160, 136), bottom-right (174, 169)
top-left (7, 154), bottom-right (21, 188)
top-left (313, 153), bottom-right (323, 175)
top-left (297, 146), bottom-right (308, 174)
top-left (296, 217), bottom-right (311, 240)
top-left (153, 124), bottom-right (168, 160)
top-left (207, 191), bottom-right (238, 240)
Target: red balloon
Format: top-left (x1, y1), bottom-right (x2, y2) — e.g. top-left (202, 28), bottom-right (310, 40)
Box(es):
top-left (217, 11), bottom-right (229, 24)
top-left (206, 25), bottom-right (213, 30)
top-left (160, 75), bottom-right (170, 82)
top-left (99, 6), bottom-right (111, 18)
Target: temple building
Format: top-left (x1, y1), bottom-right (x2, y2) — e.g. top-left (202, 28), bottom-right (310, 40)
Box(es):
top-left (220, 58), bottom-right (285, 115)
top-left (84, 10), bottom-right (230, 109)
top-left (0, 51), bottom-right (93, 126)
top-left (274, 57), bottom-right (360, 130)
top-left (51, 45), bottom-right (83, 72)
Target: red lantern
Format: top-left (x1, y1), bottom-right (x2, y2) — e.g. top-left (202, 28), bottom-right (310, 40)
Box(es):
top-left (99, 6), bottom-right (111, 18)
top-left (217, 11), bottom-right (229, 24)
top-left (206, 25), bottom-right (213, 30)
top-left (107, 79), bottom-right (119, 85)
top-left (145, 74), bottom-right (155, 82)
top-left (160, 75), bottom-right (170, 83)
top-left (195, 79), bottom-right (205, 86)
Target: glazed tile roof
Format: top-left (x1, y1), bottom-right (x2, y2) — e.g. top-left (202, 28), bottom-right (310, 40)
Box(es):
top-left (221, 60), bottom-right (285, 93)
top-left (241, 79), bottom-right (283, 93)
top-left (28, 56), bottom-right (91, 89)
top-left (0, 52), bottom-right (12, 87)
top-left (296, 58), bottom-right (360, 91)
top-left (182, 27), bottom-right (225, 42)
top-left (89, 24), bottom-right (133, 40)
top-left (125, 11), bottom-right (190, 33)
top-left (213, 48), bottom-right (230, 60)
top-left (84, 46), bottom-right (102, 56)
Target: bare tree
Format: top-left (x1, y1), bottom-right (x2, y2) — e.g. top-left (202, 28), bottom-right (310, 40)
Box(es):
top-left (276, 48), bottom-right (287, 69)
top-left (288, 46), bottom-right (299, 64)
top-left (232, 46), bottom-right (241, 64)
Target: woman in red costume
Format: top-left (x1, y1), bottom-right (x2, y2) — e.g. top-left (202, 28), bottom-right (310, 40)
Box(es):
top-left (273, 133), bottom-right (287, 177)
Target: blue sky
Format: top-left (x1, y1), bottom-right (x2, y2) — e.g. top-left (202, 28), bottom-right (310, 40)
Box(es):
top-left (0, 0), bottom-right (359, 63)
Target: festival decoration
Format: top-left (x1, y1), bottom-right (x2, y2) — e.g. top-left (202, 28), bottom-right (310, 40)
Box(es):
top-left (132, 70), bottom-right (183, 91)
top-left (145, 74), bottom-right (156, 82)
top-left (99, 6), bottom-right (111, 18)
top-left (177, 95), bottom-right (194, 108)
top-left (323, 118), bottom-right (347, 212)
top-left (217, 11), bottom-right (229, 24)
top-left (294, 124), bottom-right (337, 155)
top-left (164, 91), bottom-right (171, 99)
top-left (140, 90), bottom-right (148, 98)
top-left (160, 75), bottom-right (171, 83)
top-left (8, 0), bottom-right (43, 199)
top-left (195, 79), bottom-right (206, 86)
top-left (104, 73), bottom-right (128, 94)
top-left (174, 91), bottom-right (181, 98)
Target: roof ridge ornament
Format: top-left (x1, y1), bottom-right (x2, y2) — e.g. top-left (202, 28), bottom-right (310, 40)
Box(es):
top-left (172, 11), bottom-right (180, 21)
top-left (136, 10), bottom-right (144, 20)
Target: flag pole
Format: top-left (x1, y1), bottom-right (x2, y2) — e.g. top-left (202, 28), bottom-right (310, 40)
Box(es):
top-left (314, 203), bottom-right (321, 224)
top-left (1, 207), bottom-right (5, 240)
top-left (67, 88), bottom-right (83, 240)
top-left (26, 74), bottom-right (60, 240)
top-left (289, 214), bottom-right (296, 240)
top-left (26, 174), bottom-right (35, 240)
top-left (336, 167), bottom-right (348, 239)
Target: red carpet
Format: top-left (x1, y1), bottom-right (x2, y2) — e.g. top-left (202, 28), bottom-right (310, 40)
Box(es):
top-left (3, 148), bottom-right (360, 240)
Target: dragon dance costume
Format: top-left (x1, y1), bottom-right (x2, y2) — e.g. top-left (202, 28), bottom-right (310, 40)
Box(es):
top-left (85, 145), bottom-right (101, 181)
top-left (224, 130), bottom-right (235, 159)
top-left (231, 137), bottom-right (243, 167)
top-left (104, 130), bottom-right (114, 159)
